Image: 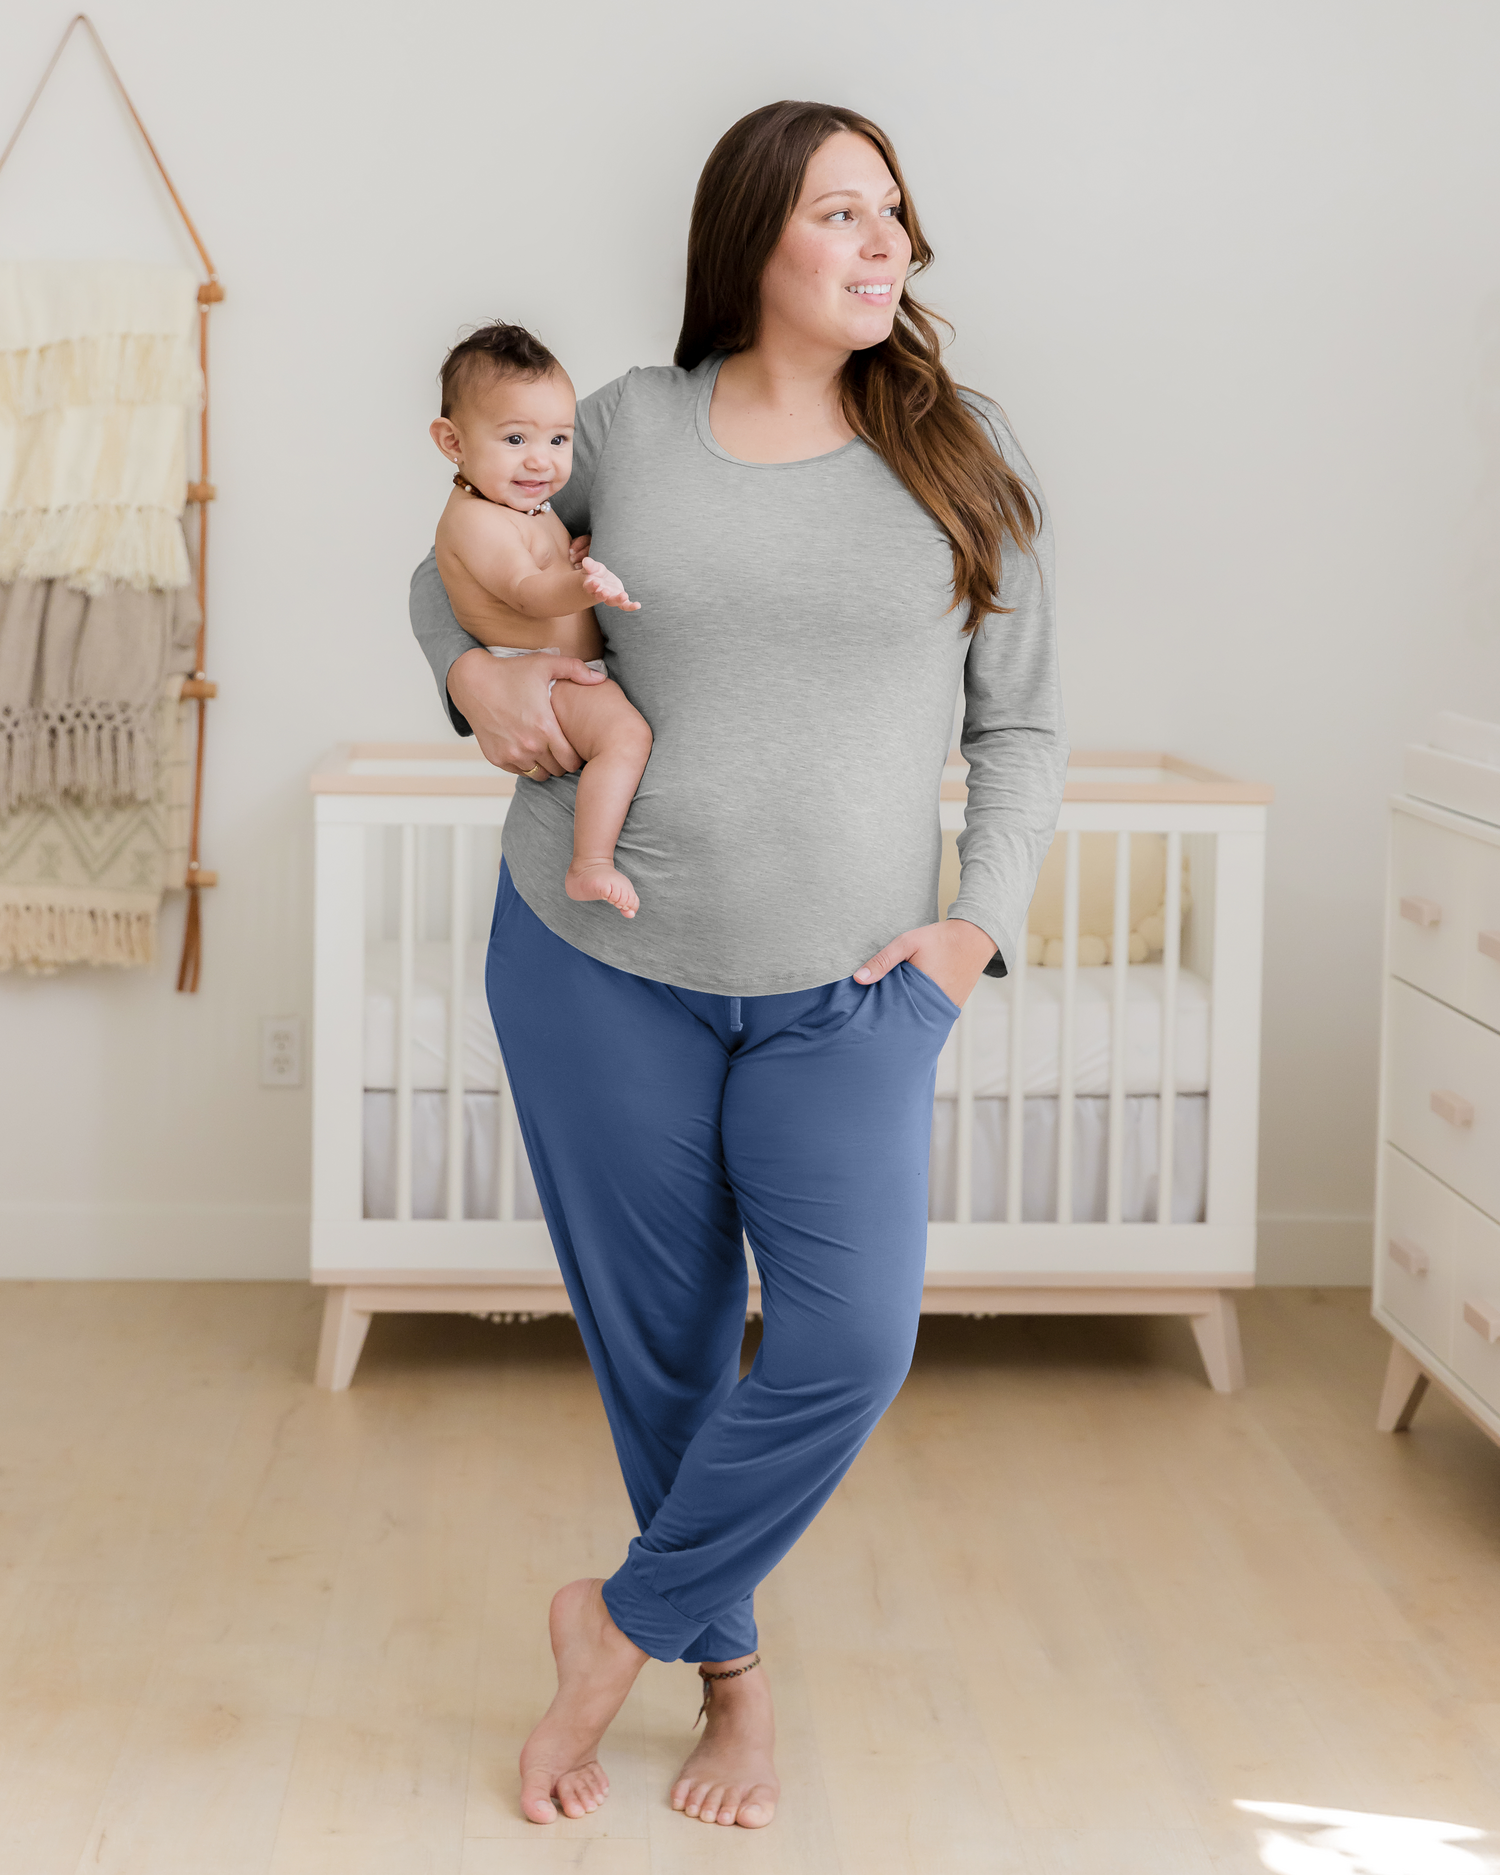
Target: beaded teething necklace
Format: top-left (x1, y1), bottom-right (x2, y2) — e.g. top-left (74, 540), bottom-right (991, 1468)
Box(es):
top-left (451, 469), bottom-right (550, 517)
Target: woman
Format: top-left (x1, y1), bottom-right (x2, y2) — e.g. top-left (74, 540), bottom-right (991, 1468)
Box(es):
top-left (410, 99), bottom-right (1067, 1830)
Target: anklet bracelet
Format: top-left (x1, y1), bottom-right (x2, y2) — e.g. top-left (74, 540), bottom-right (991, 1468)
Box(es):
top-left (694, 1653), bottom-right (761, 1726)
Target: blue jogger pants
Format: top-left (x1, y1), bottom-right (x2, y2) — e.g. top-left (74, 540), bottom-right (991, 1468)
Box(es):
top-left (485, 863), bottom-right (957, 1663)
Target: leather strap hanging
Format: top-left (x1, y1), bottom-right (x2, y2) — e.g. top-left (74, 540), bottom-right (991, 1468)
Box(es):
top-left (0, 14), bottom-right (223, 991)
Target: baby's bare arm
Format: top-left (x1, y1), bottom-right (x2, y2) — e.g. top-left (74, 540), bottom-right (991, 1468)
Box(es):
top-left (444, 502), bottom-right (639, 617)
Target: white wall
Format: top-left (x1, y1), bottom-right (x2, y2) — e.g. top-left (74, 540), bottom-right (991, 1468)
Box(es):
top-left (1, 0), bottom-right (1496, 1280)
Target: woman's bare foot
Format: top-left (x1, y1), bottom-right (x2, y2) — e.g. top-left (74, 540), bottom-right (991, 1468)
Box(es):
top-left (519, 1578), bottom-right (648, 1824)
top-left (565, 859), bottom-right (639, 918)
top-left (670, 1654), bottom-right (779, 1828)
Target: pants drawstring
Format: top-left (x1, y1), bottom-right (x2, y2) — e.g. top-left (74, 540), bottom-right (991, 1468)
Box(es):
top-left (728, 996), bottom-right (742, 1033)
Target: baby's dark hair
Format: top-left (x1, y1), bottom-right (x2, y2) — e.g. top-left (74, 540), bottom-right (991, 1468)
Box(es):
top-left (439, 321), bottom-right (560, 418)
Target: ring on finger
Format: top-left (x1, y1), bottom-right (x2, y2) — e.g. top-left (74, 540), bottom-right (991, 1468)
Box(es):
top-left (520, 763), bottom-right (543, 779)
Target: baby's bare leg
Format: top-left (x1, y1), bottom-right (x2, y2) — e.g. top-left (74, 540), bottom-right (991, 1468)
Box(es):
top-left (548, 678), bottom-right (652, 918)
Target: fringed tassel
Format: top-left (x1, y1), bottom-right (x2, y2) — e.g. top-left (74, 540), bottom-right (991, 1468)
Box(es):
top-left (48, 701), bottom-right (157, 805)
top-left (1, 702), bottom-right (157, 811)
top-left (0, 333), bottom-right (201, 417)
top-left (0, 506), bottom-right (191, 595)
top-left (1, 705), bottom-right (41, 811)
top-left (175, 881), bottom-right (201, 992)
top-left (0, 898), bottom-right (156, 973)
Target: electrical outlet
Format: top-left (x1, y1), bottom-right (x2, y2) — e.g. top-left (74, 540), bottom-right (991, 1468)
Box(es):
top-left (260, 1016), bottom-right (303, 1087)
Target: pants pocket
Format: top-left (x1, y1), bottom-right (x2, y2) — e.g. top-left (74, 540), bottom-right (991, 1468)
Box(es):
top-left (899, 959), bottom-right (961, 1024)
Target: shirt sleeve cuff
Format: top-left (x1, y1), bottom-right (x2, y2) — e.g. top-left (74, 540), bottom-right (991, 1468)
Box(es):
top-left (443, 646), bottom-right (475, 738)
top-left (947, 902), bottom-right (1012, 980)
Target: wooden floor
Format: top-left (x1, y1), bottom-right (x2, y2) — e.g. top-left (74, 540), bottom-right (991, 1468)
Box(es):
top-left (2, 1289), bottom-right (1500, 1875)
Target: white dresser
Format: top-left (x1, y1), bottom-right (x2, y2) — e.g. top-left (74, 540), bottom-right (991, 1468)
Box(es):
top-left (1375, 765), bottom-right (1500, 1441)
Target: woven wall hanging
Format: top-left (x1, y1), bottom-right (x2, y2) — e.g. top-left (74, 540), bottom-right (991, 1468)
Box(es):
top-left (0, 13), bottom-right (221, 990)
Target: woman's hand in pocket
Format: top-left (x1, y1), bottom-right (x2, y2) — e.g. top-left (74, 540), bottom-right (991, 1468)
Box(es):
top-left (854, 917), bottom-right (998, 1009)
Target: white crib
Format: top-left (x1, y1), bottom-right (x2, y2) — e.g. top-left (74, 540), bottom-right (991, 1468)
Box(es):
top-left (310, 747), bottom-right (1271, 1392)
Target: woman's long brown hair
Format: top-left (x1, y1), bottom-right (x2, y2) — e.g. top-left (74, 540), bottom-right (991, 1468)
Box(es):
top-left (676, 100), bottom-right (1038, 632)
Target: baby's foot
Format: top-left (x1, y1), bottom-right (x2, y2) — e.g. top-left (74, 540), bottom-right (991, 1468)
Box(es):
top-left (566, 860), bottom-right (639, 918)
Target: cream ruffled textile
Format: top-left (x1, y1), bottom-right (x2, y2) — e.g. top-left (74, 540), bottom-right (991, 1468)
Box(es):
top-left (0, 262), bottom-right (200, 971)
top-left (0, 261), bottom-right (200, 593)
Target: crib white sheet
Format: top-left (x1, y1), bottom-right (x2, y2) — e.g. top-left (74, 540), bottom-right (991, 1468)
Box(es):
top-left (363, 1090), bottom-right (1207, 1226)
top-left (363, 944), bottom-right (1210, 1100)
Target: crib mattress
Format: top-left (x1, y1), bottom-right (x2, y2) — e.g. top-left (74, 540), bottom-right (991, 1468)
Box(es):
top-left (363, 1089), bottom-right (1207, 1226)
top-left (363, 944), bottom-right (1210, 1100)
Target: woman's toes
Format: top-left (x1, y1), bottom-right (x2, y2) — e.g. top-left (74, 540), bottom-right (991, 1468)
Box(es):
top-left (519, 1768), bottom-right (559, 1825)
top-left (717, 1787), bottom-right (745, 1825)
top-left (670, 1780), bottom-right (690, 1813)
top-left (739, 1799), bottom-right (771, 1828)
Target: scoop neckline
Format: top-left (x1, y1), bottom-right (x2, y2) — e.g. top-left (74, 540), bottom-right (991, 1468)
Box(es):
top-left (694, 353), bottom-right (863, 470)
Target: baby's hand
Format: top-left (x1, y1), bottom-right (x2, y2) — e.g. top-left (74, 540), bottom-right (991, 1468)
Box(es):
top-left (580, 556), bottom-right (641, 612)
top-left (568, 534), bottom-right (591, 569)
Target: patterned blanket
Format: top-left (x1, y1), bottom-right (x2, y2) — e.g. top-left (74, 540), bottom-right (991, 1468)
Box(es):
top-left (0, 674), bottom-right (191, 970)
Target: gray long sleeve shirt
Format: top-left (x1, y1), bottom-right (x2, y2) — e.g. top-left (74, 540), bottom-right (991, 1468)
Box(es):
top-left (410, 354), bottom-right (1067, 997)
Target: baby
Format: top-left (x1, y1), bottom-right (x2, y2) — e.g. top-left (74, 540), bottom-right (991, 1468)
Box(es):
top-left (429, 322), bottom-right (652, 917)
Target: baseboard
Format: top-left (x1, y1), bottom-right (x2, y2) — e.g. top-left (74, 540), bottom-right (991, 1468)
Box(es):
top-left (1256, 1214), bottom-right (1372, 1286)
top-left (0, 1202), bottom-right (310, 1279)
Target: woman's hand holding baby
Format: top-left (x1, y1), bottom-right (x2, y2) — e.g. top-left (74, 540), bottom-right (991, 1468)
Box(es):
top-left (447, 645), bottom-right (606, 778)
top-left (580, 557), bottom-right (641, 611)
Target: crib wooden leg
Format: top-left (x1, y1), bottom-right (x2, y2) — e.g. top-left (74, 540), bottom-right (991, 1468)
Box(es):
top-left (1376, 1338), bottom-right (1429, 1432)
top-left (315, 1287), bottom-right (373, 1391)
top-left (1190, 1292), bottom-right (1246, 1394)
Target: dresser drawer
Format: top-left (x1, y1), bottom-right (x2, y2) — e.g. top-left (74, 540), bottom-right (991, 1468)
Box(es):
top-left (1389, 811), bottom-right (1477, 1011)
top-left (1375, 1147), bottom-right (1456, 1360)
top-left (1469, 838), bottom-right (1500, 1032)
top-left (1449, 1214), bottom-right (1500, 1417)
top-left (1384, 978), bottom-right (1500, 1223)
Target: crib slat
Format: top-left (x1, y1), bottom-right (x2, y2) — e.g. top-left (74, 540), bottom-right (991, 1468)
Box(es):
top-left (955, 1002), bottom-right (974, 1224)
top-left (1056, 830), bottom-right (1080, 1223)
top-left (1158, 829), bottom-right (1182, 1223)
top-left (446, 824), bottom-right (467, 1222)
top-left (395, 823), bottom-right (416, 1224)
top-left (1106, 830), bottom-right (1131, 1224)
top-left (498, 1070), bottom-right (517, 1222)
top-left (1005, 921), bottom-right (1027, 1224)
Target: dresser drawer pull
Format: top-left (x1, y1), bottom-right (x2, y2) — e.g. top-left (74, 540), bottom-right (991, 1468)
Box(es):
top-left (1430, 1089), bottom-right (1475, 1128)
top-left (1387, 1236), bottom-right (1429, 1277)
top-left (1400, 896), bottom-right (1443, 928)
top-left (1462, 1299), bottom-right (1500, 1344)
top-left (1479, 930), bottom-right (1500, 963)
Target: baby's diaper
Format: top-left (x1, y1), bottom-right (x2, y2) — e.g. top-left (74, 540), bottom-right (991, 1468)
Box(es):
top-left (486, 644), bottom-right (607, 686)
